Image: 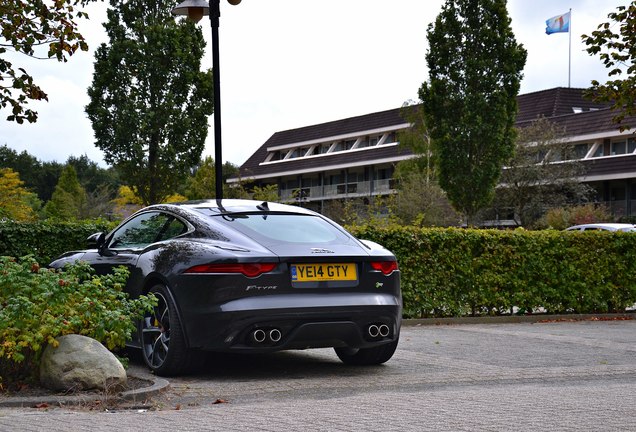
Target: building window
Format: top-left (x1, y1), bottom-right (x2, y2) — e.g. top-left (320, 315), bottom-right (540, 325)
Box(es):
top-left (629, 138), bottom-right (636, 153)
top-left (611, 140), bottom-right (627, 155)
top-left (592, 144), bottom-right (604, 158)
top-left (534, 149), bottom-right (548, 163)
top-left (611, 185), bottom-right (626, 201)
top-left (287, 147), bottom-right (310, 159)
top-left (573, 143), bottom-right (589, 159)
top-left (327, 174), bottom-right (342, 185)
top-left (285, 179), bottom-right (299, 189)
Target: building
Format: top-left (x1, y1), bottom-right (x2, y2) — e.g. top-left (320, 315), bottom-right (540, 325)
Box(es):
top-left (230, 87), bottom-right (636, 218)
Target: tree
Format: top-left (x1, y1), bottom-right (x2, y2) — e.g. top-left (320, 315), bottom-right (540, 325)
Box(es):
top-left (396, 102), bottom-right (436, 184)
top-left (185, 156), bottom-right (216, 200)
top-left (253, 184), bottom-right (279, 202)
top-left (582, 2), bottom-right (636, 131)
top-left (86, 0), bottom-right (213, 206)
top-left (185, 158), bottom-right (245, 200)
top-left (0, 144), bottom-right (42, 189)
top-left (419, 0), bottom-right (527, 223)
top-left (0, 0), bottom-right (92, 123)
top-left (0, 145), bottom-right (64, 201)
top-left (43, 165), bottom-right (87, 219)
top-left (393, 102), bottom-right (458, 226)
top-left (491, 117), bottom-right (591, 227)
top-left (0, 168), bottom-right (39, 220)
top-left (393, 172), bottom-right (459, 227)
top-left (66, 154), bottom-right (120, 195)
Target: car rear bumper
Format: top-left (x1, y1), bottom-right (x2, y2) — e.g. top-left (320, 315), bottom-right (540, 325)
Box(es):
top-left (180, 293), bottom-right (402, 352)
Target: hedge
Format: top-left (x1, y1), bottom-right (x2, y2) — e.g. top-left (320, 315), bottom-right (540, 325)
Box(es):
top-left (350, 226), bottom-right (636, 318)
top-left (0, 220), bottom-right (116, 265)
top-left (2, 221), bottom-right (636, 318)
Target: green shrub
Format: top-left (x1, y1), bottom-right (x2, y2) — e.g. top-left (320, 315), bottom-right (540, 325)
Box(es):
top-left (0, 256), bottom-right (156, 385)
top-left (0, 219), bottom-right (117, 265)
top-left (541, 204), bottom-right (613, 230)
top-left (350, 225), bottom-right (636, 318)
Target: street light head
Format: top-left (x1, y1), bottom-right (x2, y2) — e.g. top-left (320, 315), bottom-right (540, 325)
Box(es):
top-left (173, 0), bottom-right (241, 22)
top-left (172, 0), bottom-right (209, 22)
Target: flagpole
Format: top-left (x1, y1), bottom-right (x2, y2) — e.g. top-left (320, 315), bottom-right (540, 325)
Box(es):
top-left (568, 8), bottom-right (572, 87)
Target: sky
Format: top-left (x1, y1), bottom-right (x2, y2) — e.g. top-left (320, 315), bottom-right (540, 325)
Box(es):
top-left (0, 0), bottom-right (631, 168)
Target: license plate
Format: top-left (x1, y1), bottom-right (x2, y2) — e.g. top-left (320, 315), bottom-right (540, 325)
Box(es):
top-left (291, 263), bottom-right (357, 282)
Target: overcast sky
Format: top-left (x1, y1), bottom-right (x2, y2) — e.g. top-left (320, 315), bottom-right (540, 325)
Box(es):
top-left (0, 0), bottom-right (630, 167)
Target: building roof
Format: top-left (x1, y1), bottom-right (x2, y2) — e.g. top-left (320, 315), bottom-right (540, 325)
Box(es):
top-left (234, 87), bottom-right (630, 181)
top-left (516, 87), bottom-right (608, 122)
top-left (237, 107), bottom-right (409, 180)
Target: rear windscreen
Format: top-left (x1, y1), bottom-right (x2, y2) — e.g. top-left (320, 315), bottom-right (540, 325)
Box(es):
top-left (214, 213), bottom-right (352, 246)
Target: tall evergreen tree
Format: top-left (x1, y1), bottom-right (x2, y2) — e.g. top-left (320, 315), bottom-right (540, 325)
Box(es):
top-left (43, 165), bottom-right (87, 219)
top-left (419, 0), bottom-right (526, 222)
top-left (86, 0), bottom-right (213, 205)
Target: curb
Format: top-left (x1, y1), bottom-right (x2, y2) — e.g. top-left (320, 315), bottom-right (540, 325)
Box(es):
top-left (402, 312), bottom-right (636, 326)
top-left (0, 372), bottom-right (170, 409)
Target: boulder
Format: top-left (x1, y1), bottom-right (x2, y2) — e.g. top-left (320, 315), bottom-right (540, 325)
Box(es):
top-left (40, 334), bottom-right (127, 392)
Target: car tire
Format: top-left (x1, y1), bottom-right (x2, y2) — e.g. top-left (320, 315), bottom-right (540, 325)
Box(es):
top-left (334, 337), bottom-right (399, 366)
top-left (140, 284), bottom-right (195, 376)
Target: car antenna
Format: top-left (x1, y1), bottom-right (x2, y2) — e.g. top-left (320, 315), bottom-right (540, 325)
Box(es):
top-left (216, 199), bottom-right (229, 214)
top-left (256, 201), bottom-right (269, 211)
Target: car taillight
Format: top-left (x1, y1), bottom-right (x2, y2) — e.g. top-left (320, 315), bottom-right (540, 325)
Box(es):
top-left (370, 261), bottom-right (398, 275)
top-left (184, 263), bottom-right (277, 277)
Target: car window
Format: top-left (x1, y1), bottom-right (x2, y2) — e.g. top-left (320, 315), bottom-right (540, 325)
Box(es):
top-left (109, 212), bottom-right (174, 249)
top-left (158, 217), bottom-right (187, 241)
top-left (217, 213), bottom-right (350, 246)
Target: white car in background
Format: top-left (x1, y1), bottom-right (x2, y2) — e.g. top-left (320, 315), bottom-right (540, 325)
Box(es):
top-left (565, 223), bottom-right (636, 232)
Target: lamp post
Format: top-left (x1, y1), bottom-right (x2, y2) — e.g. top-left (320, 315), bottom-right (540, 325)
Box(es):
top-left (172, 0), bottom-right (241, 200)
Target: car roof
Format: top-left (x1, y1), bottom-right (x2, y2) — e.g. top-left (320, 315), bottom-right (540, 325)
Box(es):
top-left (565, 223), bottom-right (636, 231)
top-left (148, 199), bottom-right (319, 216)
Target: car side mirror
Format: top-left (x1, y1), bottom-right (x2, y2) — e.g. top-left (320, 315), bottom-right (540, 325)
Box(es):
top-left (87, 232), bottom-right (106, 250)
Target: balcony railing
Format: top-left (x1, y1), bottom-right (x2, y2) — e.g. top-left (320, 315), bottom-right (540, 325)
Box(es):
top-left (279, 179), bottom-right (395, 202)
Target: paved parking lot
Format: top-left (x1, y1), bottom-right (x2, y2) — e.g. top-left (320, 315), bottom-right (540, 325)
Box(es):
top-left (2, 320), bottom-right (636, 431)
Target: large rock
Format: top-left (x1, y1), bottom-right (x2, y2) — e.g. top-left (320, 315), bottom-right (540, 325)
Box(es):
top-left (40, 334), bottom-right (127, 392)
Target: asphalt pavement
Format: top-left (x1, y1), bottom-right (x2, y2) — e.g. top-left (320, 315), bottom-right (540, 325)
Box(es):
top-left (2, 319), bottom-right (636, 431)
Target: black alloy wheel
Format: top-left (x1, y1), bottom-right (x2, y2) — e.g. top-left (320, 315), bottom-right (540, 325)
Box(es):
top-left (334, 337), bottom-right (399, 366)
top-left (140, 284), bottom-right (192, 376)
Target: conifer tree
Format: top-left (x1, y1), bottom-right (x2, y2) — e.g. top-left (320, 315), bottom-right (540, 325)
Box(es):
top-left (419, 0), bottom-right (526, 222)
top-left (43, 165), bottom-right (87, 219)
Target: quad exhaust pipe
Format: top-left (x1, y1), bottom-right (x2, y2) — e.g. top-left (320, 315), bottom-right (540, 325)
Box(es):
top-left (269, 328), bottom-right (282, 343)
top-left (252, 329), bottom-right (267, 343)
top-left (367, 323), bottom-right (390, 339)
top-left (250, 328), bottom-right (282, 344)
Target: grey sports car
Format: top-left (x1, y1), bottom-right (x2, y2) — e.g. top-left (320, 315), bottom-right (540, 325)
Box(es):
top-left (50, 199), bottom-right (402, 376)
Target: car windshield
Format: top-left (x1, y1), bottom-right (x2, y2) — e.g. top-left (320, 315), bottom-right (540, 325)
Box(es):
top-left (214, 213), bottom-right (351, 246)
